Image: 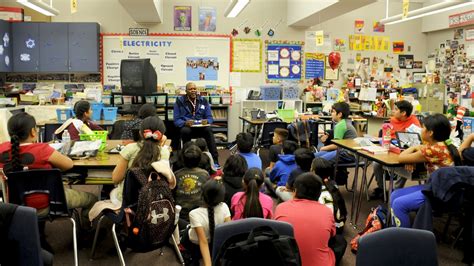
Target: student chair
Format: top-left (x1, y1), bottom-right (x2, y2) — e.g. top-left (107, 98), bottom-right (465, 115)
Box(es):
top-left (4, 169), bottom-right (79, 266)
top-left (254, 119), bottom-right (287, 151)
top-left (356, 227), bottom-right (438, 266)
top-left (109, 120), bottom-right (128, 139)
top-left (211, 218), bottom-right (295, 265)
top-left (90, 169), bottom-right (184, 266)
top-left (413, 166), bottom-right (474, 264)
top-left (1, 203), bottom-right (53, 266)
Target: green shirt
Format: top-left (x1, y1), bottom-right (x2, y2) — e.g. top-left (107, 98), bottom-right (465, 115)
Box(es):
top-left (334, 119), bottom-right (358, 140)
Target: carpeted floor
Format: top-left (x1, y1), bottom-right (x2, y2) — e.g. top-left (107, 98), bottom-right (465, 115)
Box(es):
top-left (45, 149), bottom-right (467, 265)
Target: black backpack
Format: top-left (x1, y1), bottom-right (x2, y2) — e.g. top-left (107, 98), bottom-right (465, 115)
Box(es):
top-left (216, 226), bottom-right (302, 266)
top-left (323, 178), bottom-right (348, 234)
top-left (126, 168), bottom-right (176, 252)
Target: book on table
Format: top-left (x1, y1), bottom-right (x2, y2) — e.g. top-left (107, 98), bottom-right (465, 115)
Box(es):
top-left (362, 146), bottom-right (389, 155)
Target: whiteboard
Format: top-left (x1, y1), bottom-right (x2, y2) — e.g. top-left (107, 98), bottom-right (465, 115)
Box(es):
top-left (101, 34), bottom-right (231, 88)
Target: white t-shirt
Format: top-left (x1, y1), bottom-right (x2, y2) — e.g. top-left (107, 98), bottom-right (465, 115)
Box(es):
top-left (188, 202), bottom-right (231, 244)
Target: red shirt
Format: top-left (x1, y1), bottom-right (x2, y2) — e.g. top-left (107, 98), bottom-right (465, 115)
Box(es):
top-left (66, 119), bottom-right (103, 141)
top-left (275, 199), bottom-right (336, 266)
top-left (420, 143), bottom-right (454, 175)
top-left (0, 142), bottom-right (55, 172)
top-left (389, 115), bottom-right (421, 139)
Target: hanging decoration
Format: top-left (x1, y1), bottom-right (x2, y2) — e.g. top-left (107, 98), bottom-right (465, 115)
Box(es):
top-left (254, 19), bottom-right (269, 37)
top-left (267, 19), bottom-right (283, 37)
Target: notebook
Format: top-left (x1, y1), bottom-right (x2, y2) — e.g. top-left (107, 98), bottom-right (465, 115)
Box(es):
top-left (395, 132), bottom-right (422, 149)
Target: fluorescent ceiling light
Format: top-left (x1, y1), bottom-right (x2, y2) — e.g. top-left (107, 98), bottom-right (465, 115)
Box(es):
top-left (17, 0), bottom-right (59, 16)
top-left (224, 0), bottom-right (250, 18)
top-left (381, 0), bottom-right (473, 25)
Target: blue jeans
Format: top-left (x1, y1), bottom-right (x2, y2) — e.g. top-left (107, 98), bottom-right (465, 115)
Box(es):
top-left (314, 150), bottom-right (337, 161)
top-left (390, 185), bottom-right (426, 228)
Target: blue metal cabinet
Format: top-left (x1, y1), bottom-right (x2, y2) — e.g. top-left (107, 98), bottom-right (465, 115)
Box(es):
top-left (0, 20), bottom-right (13, 72)
top-left (12, 22), bottom-right (39, 72)
top-left (68, 23), bottom-right (99, 72)
top-left (39, 23), bottom-right (68, 72)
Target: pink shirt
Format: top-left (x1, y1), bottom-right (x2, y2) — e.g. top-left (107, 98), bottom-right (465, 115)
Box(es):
top-left (275, 199), bottom-right (336, 266)
top-left (231, 191), bottom-right (273, 220)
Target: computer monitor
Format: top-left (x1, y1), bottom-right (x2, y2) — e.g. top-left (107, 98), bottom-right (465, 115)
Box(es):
top-left (120, 59), bottom-right (157, 95)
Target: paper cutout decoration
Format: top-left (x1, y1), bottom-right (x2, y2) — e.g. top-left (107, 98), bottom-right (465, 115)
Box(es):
top-left (393, 41), bottom-right (404, 53)
top-left (255, 20), bottom-right (269, 37)
top-left (244, 26), bottom-right (251, 34)
top-left (373, 21), bottom-right (385, 32)
top-left (268, 19), bottom-right (283, 37)
top-left (231, 19), bottom-right (248, 37)
top-left (328, 52), bottom-right (341, 70)
top-left (20, 53), bottom-right (30, 62)
top-left (0, 46), bottom-right (3, 55)
top-left (355, 19), bottom-right (364, 33)
top-left (3, 33), bottom-right (9, 47)
top-left (5, 56), bottom-right (9, 66)
top-left (26, 38), bottom-right (35, 49)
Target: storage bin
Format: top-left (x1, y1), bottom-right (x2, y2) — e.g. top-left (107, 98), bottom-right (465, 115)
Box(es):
top-left (222, 96), bottom-right (231, 105)
top-left (282, 87), bottom-right (299, 100)
top-left (56, 108), bottom-right (74, 122)
top-left (102, 107), bottom-right (118, 121)
top-left (168, 96), bottom-right (177, 104)
top-left (114, 96), bottom-right (123, 105)
top-left (157, 95), bottom-right (167, 104)
top-left (146, 96), bottom-right (156, 104)
top-left (210, 96), bottom-right (221, 105)
top-left (260, 85), bottom-right (281, 100)
top-left (90, 102), bottom-right (103, 121)
top-left (20, 94), bottom-right (39, 103)
top-left (277, 109), bottom-right (296, 123)
top-left (102, 96), bottom-right (112, 105)
top-left (123, 96), bottom-right (133, 104)
top-left (79, 131), bottom-right (108, 151)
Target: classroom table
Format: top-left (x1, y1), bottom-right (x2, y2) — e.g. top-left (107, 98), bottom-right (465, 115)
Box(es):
top-left (331, 139), bottom-right (403, 228)
top-left (71, 140), bottom-right (123, 169)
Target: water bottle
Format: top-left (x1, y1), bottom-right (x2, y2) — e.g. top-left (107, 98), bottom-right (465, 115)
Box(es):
top-left (62, 130), bottom-right (71, 143)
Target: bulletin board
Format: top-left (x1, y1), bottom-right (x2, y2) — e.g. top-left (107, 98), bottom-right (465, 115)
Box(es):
top-left (232, 39), bottom-right (262, 72)
top-left (101, 33), bottom-right (231, 88)
top-left (265, 41), bottom-right (304, 82)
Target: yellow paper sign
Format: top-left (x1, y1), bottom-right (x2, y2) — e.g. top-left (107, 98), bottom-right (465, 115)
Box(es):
top-left (349, 35), bottom-right (390, 51)
top-left (315, 30), bottom-right (324, 46)
top-left (403, 0), bottom-right (409, 19)
top-left (71, 0), bottom-right (78, 14)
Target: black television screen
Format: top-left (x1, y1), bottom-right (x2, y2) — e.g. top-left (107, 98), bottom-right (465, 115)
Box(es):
top-left (120, 59), bottom-right (157, 95)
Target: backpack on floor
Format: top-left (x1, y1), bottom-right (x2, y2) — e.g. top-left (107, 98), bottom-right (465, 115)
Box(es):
top-left (350, 205), bottom-right (388, 253)
top-left (321, 178), bottom-right (348, 234)
top-left (216, 226), bottom-right (302, 266)
top-left (126, 168), bottom-right (176, 252)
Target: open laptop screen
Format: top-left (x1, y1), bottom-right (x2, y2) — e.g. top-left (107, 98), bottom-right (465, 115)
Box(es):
top-left (395, 132), bottom-right (422, 149)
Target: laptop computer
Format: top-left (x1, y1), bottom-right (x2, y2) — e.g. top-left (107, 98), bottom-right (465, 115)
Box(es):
top-left (395, 132), bottom-right (422, 149)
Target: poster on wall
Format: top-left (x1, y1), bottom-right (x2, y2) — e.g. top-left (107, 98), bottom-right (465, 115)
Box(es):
top-left (174, 6), bottom-right (192, 31)
top-left (199, 7), bottom-right (216, 32)
top-left (186, 57), bottom-right (219, 81)
top-left (101, 34), bottom-right (231, 87)
top-left (399, 54), bottom-right (414, 69)
top-left (373, 21), bottom-right (385, 33)
top-left (466, 28), bottom-right (474, 41)
top-left (393, 41), bottom-right (404, 53)
top-left (305, 53), bottom-right (325, 79)
top-left (334, 38), bottom-right (346, 51)
top-left (355, 19), bottom-right (365, 33)
top-left (348, 35), bottom-right (389, 51)
top-left (266, 41), bottom-right (303, 81)
top-left (232, 39), bottom-right (262, 72)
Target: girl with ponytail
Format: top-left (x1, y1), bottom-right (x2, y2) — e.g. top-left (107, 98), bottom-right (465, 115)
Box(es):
top-left (0, 112), bottom-right (97, 233)
top-left (182, 179), bottom-right (230, 266)
top-left (91, 116), bottom-right (170, 220)
top-left (0, 112), bottom-right (74, 172)
top-left (54, 100), bottom-right (104, 141)
top-left (231, 168), bottom-right (273, 220)
top-left (391, 113), bottom-right (462, 228)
